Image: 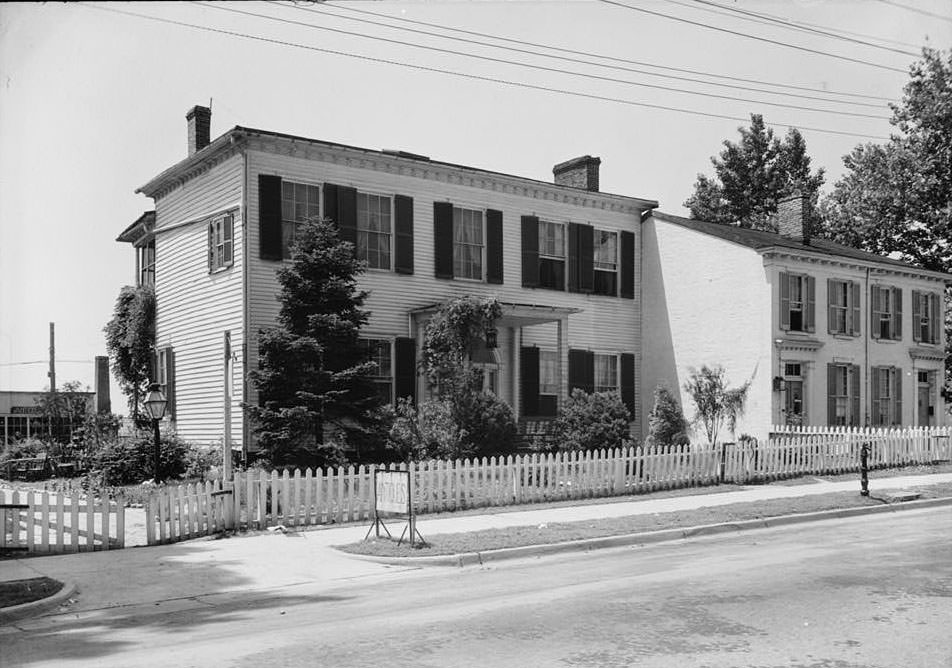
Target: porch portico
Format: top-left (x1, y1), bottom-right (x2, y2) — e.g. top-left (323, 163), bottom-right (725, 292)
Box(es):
top-left (409, 302), bottom-right (582, 420)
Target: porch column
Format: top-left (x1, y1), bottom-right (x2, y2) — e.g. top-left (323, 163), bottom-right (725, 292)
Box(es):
top-left (557, 316), bottom-right (568, 412)
top-left (512, 327), bottom-right (522, 419)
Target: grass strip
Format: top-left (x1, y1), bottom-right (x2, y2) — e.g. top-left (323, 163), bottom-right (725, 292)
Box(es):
top-left (0, 577), bottom-right (64, 608)
top-left (337, 482), bottom-right (952, 558)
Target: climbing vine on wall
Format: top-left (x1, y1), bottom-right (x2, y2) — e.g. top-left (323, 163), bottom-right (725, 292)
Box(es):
top-left (420, 295), bottom-right (502, 396)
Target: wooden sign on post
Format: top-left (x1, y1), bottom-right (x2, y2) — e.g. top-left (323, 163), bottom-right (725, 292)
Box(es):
top-left (366, 469), bottom-right (426, 546)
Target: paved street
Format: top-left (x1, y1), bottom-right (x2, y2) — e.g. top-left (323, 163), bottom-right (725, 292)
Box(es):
top-left (3, 507), bottom-right (950, 667)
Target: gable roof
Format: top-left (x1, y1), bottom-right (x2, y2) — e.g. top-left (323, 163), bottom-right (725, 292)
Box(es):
top-left (647, 210), bottom-right (950, 280)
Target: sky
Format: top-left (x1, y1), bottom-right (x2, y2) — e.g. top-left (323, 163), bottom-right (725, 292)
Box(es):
top-left (1, 0), bottom-right (949, 413)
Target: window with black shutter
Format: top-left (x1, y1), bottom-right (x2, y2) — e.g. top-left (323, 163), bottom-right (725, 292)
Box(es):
top-left (394, 195), bottom-right (414, 274)
top-left (620, 230), bottom-right (634, 299)
top-left (258, 174), bottom-right (283, 261)
top-left (486, 209), bottom-right (503, 284)
top-left (521, 216), bottom-right (539, 288)
top-left (433, 202), bottom-right (454, 279)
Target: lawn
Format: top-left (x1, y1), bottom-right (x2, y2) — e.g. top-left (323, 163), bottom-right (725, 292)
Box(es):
top-left (338, 480), bottom-right (952, 558)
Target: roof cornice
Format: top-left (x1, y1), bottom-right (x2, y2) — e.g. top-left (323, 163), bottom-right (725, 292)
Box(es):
top-left (138, 126), bottom-right (658, 215)
top-left (760, 247), bottom-right (951, 284)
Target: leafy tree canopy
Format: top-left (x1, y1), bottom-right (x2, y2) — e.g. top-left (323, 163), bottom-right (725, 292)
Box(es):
top-left (103, 284), bottom-right (155, 418)
top-left (683, 365), bottom-right (750, 447)
top-left (684, 114), bottom-right (825, 230)
top-left (246, 218), bottom-right (382, 468)
top-left (822, 48), bottom-right (951, 395)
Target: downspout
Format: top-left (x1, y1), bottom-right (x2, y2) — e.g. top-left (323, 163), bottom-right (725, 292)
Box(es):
top-left (240, 137), bottom-right (250, 461)
top-left (864, 267), bottom-right (870, 427)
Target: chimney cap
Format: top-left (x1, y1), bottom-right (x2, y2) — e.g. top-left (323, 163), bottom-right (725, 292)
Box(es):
top-left (186, 105), bottom-right (211, 120)
top-left (553, 155), bottom-right (601, 175)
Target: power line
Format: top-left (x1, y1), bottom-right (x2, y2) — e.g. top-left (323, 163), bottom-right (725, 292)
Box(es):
top-left (681, 0), bottom-right (921, 57)
top-left (79, 3), bottom-right (890, 140)
top-left (874, 0), bottom-right (952, 23)
top-left (199, 1), bottom-right (888, 120)
top-left (281, 0), bottom-right (887, 109)
top-left (314, 0), bottom-right (895, 102)
top-left (0, 360), bottom-right (92, 366)
top-left (598, 0), bottom-right (909, 74)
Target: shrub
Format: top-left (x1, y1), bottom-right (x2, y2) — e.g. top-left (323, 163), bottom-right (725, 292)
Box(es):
top-left (645, 385), bottom-right (690, 448)
top-left (1, 437), bottom-right (46, 463)
top-left (87, 431), bottom-right (191, 485)
top-left (552, 389), bottom-right (631, 452)
top-left (452, 391), bottom-right (519, 458)
top-left (386, 398), bottom-right (465, 462)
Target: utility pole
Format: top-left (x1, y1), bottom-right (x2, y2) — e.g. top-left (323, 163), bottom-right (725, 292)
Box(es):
top-left (48, 322), bottom-right (56, 392)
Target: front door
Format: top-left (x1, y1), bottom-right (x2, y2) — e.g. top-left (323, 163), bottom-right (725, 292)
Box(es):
top-left (918, 384), bottom-right (931, 426)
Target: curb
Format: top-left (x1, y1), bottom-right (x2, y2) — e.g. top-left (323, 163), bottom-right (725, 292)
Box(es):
top-left (0, 580), bottom-right (78, 624)
top-left (348, 496), bottom-right (952, 568)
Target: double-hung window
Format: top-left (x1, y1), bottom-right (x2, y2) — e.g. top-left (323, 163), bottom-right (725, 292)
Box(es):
top-left (594, 353), bottom-right (618, 393)
top-left (827, 279), bottom-right (859, 336)
top-left (363, 339), bottom-right (393, 405)
top-left (871, 285), bottom-right (902, 341)
top-left (871, 366), bottom-right (902, 426)
top-left (912, 290), bottom-right (941, 344)
top-left (208, 214), bottom-right (234, 272)
top-left (280, 181), bottom-right (321, 258)
top-left (780, 272), bottom-right (815, 333)
top-left (356, 193), bottom-right (392, 270)
top-left (827, 363), bottom-right (859, 427)
top-left (538, 221), bottom-right (565, 290)
top-left (139, 241), bottom-right (155, 287)
top-left (593, 230), bottom-right (618, 296)
top-left (453, 207), bottom-right (484, 280)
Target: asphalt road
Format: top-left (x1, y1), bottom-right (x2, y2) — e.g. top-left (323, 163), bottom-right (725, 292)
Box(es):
top-left (3, 507), bottom-right (950, 668)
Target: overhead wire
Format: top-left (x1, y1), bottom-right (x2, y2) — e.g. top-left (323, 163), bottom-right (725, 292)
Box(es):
top-left (199, 1), bottom-right (889, 120)
top-left (873, 0), bottom-right (952, 23)
top-left (679, 0), bottom-right (921, 57)
top-left (77, 3), bottom-right (891, 141)
top-left (313, 0), bottom-right (895, 102)
top-left (597, 0), bottom-right (910, 74)
top-left (278, 0), bottom-right (888, 109)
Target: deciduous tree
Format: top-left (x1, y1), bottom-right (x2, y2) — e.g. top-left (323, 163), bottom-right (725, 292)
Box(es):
top-left (683, 366), bottom-right (750, 447)
top-left (104, 285), bottom-right (155, 418)
top-left (684, 114), bottom-right (824, 230)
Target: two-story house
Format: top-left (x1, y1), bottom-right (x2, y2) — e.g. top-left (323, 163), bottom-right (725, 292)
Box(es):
top-left (642, 194), bottom-right (949, 440)
top-left (117, 107), bottom-right (657, 454)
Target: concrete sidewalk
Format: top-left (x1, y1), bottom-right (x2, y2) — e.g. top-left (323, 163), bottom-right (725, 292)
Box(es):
top-left (2, 472), bottom-right (950, 624)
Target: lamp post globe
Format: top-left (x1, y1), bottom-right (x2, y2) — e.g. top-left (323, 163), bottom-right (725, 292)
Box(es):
top-left (145, 384), bottom-right (167, 483)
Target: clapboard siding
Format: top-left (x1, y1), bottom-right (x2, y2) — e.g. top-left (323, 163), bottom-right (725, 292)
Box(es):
top-left (153, 153), bottom-right (245, 447)
top-left (246, 148), bottom-right (645, 432)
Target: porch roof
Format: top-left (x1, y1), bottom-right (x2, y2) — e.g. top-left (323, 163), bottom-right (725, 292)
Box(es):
top-left (409, 301), bottom-right (582, 327)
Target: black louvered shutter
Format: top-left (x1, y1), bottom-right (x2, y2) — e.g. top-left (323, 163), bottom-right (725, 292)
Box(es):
top-left (850, 281), bottom-right (860, 336)
top-left (521, 216), bottom-right (539, 288)
top-left (870, 285), bottom-right (881, 339)
top-left (165, 348), bottom-right (176, 419)
top-left (259, 174), bottom-right (283, 261)
top-left (912, 290), bottom-right (922, 342)
top-left (805, 276), bottom-right (816, 333)
top-left (620, 230), bottom-right (634, 299)
top-left (433, 202), bottom-right (454, 279)
top-left (827, 363), bottom-right (836, 425)
top-left (893, 367), bottom-right (902, 426)
top-left (486, 209), bottom-right (503, 284)
top-left (850, 364), bottom-right (860, 427)
top-left (394, 337), bottom-right (416, 403)
top-left (337, 186), bottom-right (358, 249)
top-left (568, 349), bottom-right (584, 395)
top-left (893, 288), bottom-right (902, 339)
top-left (578, 224), bottom-right (594, 294)
top-left (870, 366), bottom-right (881, 425)
top-left (621, 353), bottom-right (635, 418)
top-left (780, 272), bottom-right (791, 330)
top-left (567, 223), bottom-right (580, 292)
top-left (520, 346), bottom-right (540, 417)
top-left (323, 183), bottom-right (339, 228)
top-left (394, 195), bottom-right (414, 274)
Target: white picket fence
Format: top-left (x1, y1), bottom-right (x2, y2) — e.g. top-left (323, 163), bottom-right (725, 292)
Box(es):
top-left (141, 426), bottom-right (952, 546)
top-left (0, 488), bottom-right (125, 553)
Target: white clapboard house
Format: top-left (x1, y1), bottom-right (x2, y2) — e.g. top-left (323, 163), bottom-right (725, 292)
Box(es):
top-left (118, 106), bottom-right (657, 452)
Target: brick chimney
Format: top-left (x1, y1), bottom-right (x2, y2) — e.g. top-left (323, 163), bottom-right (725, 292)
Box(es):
top-left (776, 192), bottom-right (811, 244)
top-left (553, 155), bottom-right (601, 192)
top-left (186, 105), bottom-right (211, 156)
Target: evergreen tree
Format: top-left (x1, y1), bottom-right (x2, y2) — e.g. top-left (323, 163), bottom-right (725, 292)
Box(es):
top-left (645, 385), bottom-right (690, 448)
top-left (103, 284), bottom-right (155, 418)
top-left (685, 114), bottom-right (824, 230)
top-left (247, 218), bottom-right (382, 468)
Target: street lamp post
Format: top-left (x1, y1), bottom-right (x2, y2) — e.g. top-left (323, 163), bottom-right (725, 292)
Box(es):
top-left (144, 383), bottom-right (168, 484)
